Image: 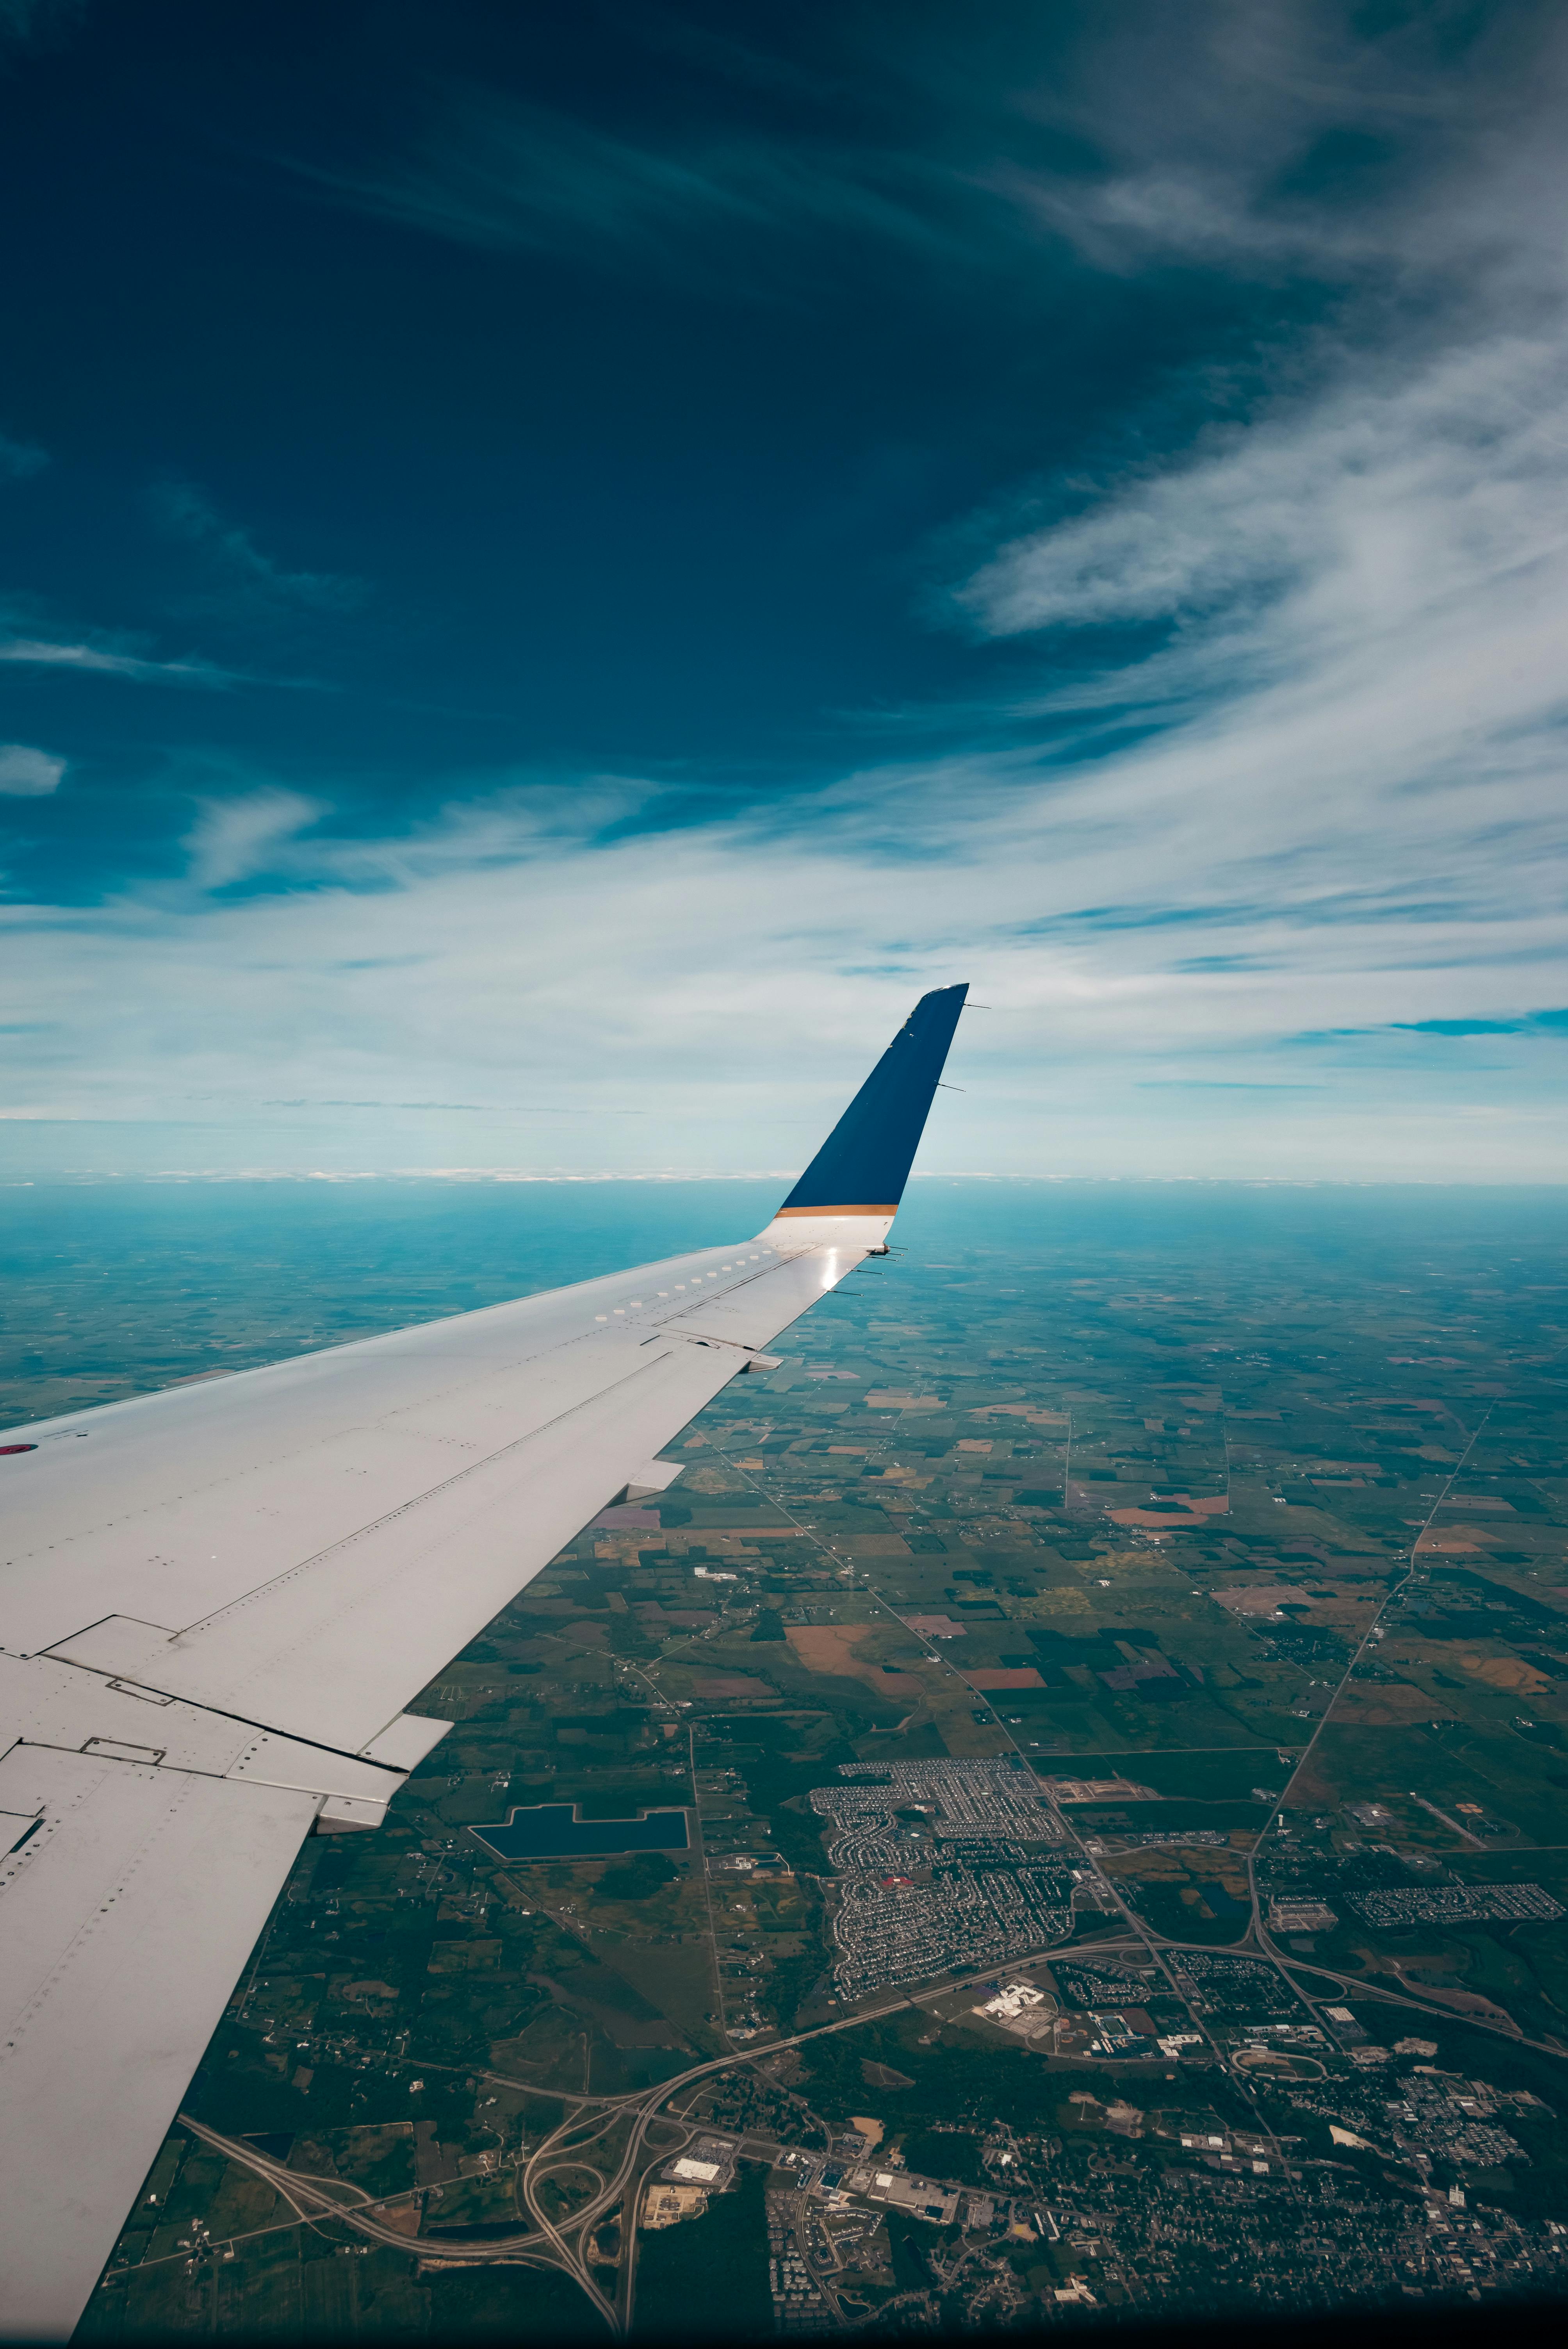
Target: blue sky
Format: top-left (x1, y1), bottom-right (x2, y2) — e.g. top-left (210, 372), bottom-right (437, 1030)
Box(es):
top-left (3, 0), bottom-right (1566, 1181)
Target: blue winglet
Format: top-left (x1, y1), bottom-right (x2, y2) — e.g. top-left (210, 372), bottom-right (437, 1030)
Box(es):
top-left (775, 983), bottom-right (969, 1217)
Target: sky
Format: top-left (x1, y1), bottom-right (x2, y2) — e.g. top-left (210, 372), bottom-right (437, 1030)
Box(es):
top-left (3, 0), bottom-right (1567, 1184)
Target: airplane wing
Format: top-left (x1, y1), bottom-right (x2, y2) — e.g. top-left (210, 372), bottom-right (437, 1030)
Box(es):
top-left (0, 981), bottom-right (967, 2338)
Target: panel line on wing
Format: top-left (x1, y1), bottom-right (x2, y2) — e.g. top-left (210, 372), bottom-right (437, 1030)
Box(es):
top-left (39, 1654), bottom-right (441, 1777)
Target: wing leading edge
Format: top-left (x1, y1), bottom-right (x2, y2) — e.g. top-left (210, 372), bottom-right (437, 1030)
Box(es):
top-left (0, 985), bottom-right (967, 2336)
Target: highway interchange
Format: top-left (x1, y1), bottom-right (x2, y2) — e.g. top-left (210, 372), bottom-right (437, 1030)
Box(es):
top-left (152, 1403), bottom-right (1547, 2335)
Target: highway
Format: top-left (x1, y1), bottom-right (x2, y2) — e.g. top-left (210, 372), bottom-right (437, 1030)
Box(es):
top-left (164, 1401), bottom-right (1548, 2333)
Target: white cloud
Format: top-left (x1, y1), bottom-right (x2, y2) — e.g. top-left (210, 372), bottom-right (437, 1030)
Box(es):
top-left (4, 5), bottom-right (1567, 1183)
top-left (2, 716), bottom-right (1564, 1185)
top-left (996, 0), bottom-right (1561, 282)
top-left (183, 789), bottom-right (326, 890)
top-left (0, 637), bottom-right (231, 685)
top-left (959, 332), bottom-right (1568, 651)
top-left (0, 743), bottom-right (62, 796)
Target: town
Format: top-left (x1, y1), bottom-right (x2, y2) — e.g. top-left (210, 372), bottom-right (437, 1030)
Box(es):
top-left (78, 1207), bottom-right (1568, 2339)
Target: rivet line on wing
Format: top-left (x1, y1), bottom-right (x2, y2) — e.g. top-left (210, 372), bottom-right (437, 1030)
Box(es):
top-left (0, 1768), bottom-right (199, 2062)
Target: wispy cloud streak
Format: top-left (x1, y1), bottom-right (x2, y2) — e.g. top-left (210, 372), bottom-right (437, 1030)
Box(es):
top-left (150, 481), bottom-right (364, 614)
top-left (293, 81), bottom-right (987, 293)
top-left (0, 637), bottom-right (233, 685)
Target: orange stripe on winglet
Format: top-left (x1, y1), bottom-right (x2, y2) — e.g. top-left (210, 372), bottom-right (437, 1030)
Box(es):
top-left (772, 1205), bottom-right (897, 1217)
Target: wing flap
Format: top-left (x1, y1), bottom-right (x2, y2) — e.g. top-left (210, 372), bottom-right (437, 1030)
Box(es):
top-left (0, 1651), bottom-right (441, 1830)
top-left (0, 1747), bottom-right (317, 2339)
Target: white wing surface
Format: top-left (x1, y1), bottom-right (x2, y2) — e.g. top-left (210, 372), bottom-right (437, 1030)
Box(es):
top-left (0, 983), bottom-right (966, 2337)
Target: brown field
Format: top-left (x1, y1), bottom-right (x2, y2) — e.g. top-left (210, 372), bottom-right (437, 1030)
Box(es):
top-left (1451, 1650), bottom-right (1552, 1693)
top-left (1299, 1593), bottom-right (1383, 1631)
top-left (785, 1624), bottom-right (924, 1697)
top-left (1329, 1684), bottom-right (1456, 1726)
top-left (1212, 1585), bottom-right (1301, 1615)
top-left (968, 1668), bottom-right (1047, 1690)
top-left (1102, 1844), bottom-right (1254, 1882)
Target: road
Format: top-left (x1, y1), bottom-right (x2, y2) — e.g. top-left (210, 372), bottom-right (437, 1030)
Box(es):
top-left (169, 1400), bottom-right (1555, 2331)
top-left (174, 1943), bottom-right (1088, 2333)
top-left (175, 1863), bottom-right (1565, 2336)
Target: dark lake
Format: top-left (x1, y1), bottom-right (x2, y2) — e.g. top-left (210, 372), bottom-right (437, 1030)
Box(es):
top-left (470, 1803), bottom-right (691, 1861)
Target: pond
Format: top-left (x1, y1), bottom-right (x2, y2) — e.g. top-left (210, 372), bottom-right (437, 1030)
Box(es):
top-left (470, 1803), bottom-right (691, 1861)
